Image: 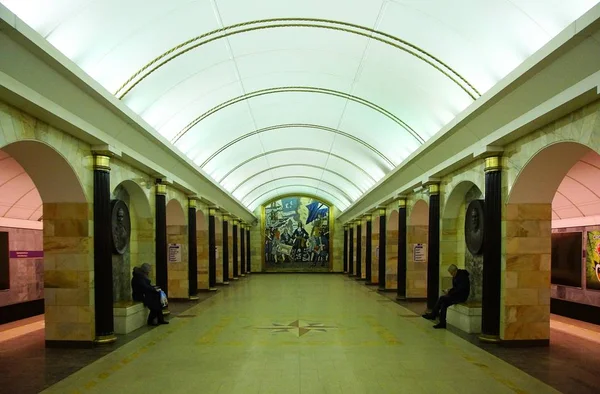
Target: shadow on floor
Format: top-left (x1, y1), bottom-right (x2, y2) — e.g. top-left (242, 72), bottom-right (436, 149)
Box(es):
top-left (0, 292), bottom-right (216, 394)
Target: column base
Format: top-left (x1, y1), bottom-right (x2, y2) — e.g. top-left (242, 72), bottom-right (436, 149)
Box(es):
top-left (396, 295), bottom-right (407, 301)
top-left (189, 295), bottom-right (199, 301)
top-left (94, 334), bottom-right (117, 345)
top-left (223, 281), bottom-right (230, 285)
top-left (355, 277), bottom-right (366, 281)
top-left (365, 282), bottom-right (377, 286)
top-left (479, 334), bottom-right (501, 344)
top-left (162, 309), bottom-right (170, 316)
top-left (209, 287), bottom-right (218, 292)
top-left (233, 277), bottom-right (239, 280)
top-left (241, 274), bottom-right (246, 277)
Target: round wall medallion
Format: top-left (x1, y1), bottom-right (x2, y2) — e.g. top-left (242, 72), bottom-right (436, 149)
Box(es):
top-left (465, 199), bottom-right (485, 255)
top-left (111, 199), bottom-right (131, 255)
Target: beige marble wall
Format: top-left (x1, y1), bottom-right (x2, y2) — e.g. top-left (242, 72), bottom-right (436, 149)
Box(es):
top-left (196, 207), bottom-right (209, 289)
top-left (360, 218), bottom-right (367, 279)
top-left (371, 216), bottom-right (380, 284)
top-left (250, 224), bottom-right (261, 272)
top-left (501, 203), bottom-right (551, 341)
top-left (43, 202), bottom-right (94, 342)
top-left (215, 215), bottom-right (223, 282)
top-left (406, 196), bottom-right (429, 299)
top-left (228, 221), bottom-right (234, 279)
top-left (386, 208), bottom-right (399, 289)
top-left (167, 224), bottom-right (188, 299)
top-left (331, 207), bottom-right (343, 272)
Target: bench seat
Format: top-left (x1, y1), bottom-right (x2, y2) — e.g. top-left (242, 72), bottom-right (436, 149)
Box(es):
top-left (113, 301), bottom-right (148, 334)
top-left (446, 302), bottom-right (482, 334)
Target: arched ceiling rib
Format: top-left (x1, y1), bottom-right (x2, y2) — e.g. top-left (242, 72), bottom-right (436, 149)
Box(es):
top-left (4, 0), bottom-right (598, 211)
top-left (0, 151), bottom-right (43, 221)
top-left (553, 151), bottom-right (600, 221)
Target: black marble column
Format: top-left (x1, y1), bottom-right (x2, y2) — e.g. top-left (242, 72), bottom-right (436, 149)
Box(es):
top-left (378, 209), bottom-right (387, 291)
top-left (349, 225), bottom-right (354, 276)
top-left (93, 155), bottom-right (115, 343)
top-left (397, 199), bottom-right (408, 300)
top-left (356, 221), bottom-right (362, 279)
top-left (365, 216), bottom-right (373, 284)
top-left (233, 220), bottom-right (239, 278)
top-left (427, 184), bottom-right (441, 311)
top-left (155, 183), bottom-right (168, 296)
top-left (222, 215), bottom-right (230, 284)
top-left (240, 224), bottom-right (246, 276)
top-left (481, 157), bottom-right (502, 342)
top-left (188, 199), bottom-right (198, 299)
top-left (208, 208), bottom-right (217, 290)
top-left (246, 226), bottom-right (251, 274)
top-left (343, 226), bottom-right (348, 273)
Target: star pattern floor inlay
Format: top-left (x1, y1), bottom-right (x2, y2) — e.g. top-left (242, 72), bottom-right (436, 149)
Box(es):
top-left (250, 319), bottom-right (338, 337)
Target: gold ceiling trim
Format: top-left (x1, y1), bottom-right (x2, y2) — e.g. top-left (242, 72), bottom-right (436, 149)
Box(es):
top-left (218, 147), bottom-right (377, 184)
top-left (249, 185), bottom-right (343, 209)
top-left (199, 123), bottom-right (395, 169)
top-left (261, 193), bottom-right (334, 211)
top-left (231, 163), bottom-right (364, 195)
top-left (115, 18), bottom-right (479, 100)
top-left (172, 86), bottom-right (422, 144)
top-left (241, 176), bottom-right (353, 205)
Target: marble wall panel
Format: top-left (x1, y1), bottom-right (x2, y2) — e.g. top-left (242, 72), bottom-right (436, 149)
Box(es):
top-left (0, 227), bottom-right (44, 307)
top-left (167, 224), bottom-right (189, 298)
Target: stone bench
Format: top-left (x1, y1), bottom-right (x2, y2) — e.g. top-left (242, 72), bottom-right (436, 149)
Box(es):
top-left (113, 301), bottom-right (148, 334)
top-left (446, 302), bottom-right (482, 334)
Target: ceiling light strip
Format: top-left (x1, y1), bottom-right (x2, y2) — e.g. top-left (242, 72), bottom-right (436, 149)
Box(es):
top-left (172, 86), bottom-right (422, 144)
top-left (218, 147), bottom-right (377, 184)
top-left (115, 18), bottom-right (479, 100)
top-left (199, 123), bottom-right (394, 168)
top-left (241, 176), bottom-right (354, 205)
top-left (231, 163), bottom-right (364, 194)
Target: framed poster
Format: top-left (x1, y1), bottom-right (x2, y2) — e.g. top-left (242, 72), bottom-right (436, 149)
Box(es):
top-left (413, 243), bottom-right (426, 262)
top-left (586, 231), bottom-right (600, 290)
top-left (168, 244), bottom-right (181, 263)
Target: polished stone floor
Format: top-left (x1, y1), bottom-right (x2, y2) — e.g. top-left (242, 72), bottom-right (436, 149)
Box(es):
top-left (29, 274), bottom-right (563, 394)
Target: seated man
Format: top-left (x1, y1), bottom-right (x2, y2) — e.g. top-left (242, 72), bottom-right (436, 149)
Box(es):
top-left (423, 264), bottom-right (470, 329)
top-left (131, 263), bottom-right (169, 326)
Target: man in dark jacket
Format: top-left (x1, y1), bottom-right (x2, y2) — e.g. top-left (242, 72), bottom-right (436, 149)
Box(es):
top-left (131, 263), bottom-right (168, 326)
top-left (423, 264), bottom-right (470, 329)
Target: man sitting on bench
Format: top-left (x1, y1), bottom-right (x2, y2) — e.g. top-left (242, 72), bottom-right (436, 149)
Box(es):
top-left (422, 264), bottom-right (470, 329)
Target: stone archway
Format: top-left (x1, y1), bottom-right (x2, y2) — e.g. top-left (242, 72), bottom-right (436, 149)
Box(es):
top-left (1, 140), bottom-right (92, 343)
top-left (442, 181), bottom-right (483, 302)
top-left (386, 209), bottom-right (399, 290)
top-left (407, 199), bottom-right (428, 299)
top-left (196, 209), bottom-right (209, 290)
top-left (111, 180), bottom-right (153, 303)
top-left (166, 199), bottom-right (188, 299)
top-left (504, 141), bottom-right (593, 342)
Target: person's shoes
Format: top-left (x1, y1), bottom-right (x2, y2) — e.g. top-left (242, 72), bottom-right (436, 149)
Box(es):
top-left (433, 322), bottom-right (447, 329)
top-left (422, 313), bottom-right (435, 320)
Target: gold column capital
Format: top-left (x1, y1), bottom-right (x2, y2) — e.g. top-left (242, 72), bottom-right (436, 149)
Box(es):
top-left (93, 155), bottom-right (111, 171)
top-left (188, 198), bottom-right (197, 209)
top-left (155, 183), bottom-right (167, 195)
top-left (427, 183), bottom-right (440, 195)
top-left (223, 214), bottom-right (230, 222)
top-left (209, 207), bottom-right (218, 216)
top-left (378, 207), bottom-right (386, 216)
top-left (233, 219), bottom-right (239, 226)
top-left (398, 197), bottom-right (407, 208)
top-left (484, 156), bottom-right (502, 172)
top-left (363, 214), bottom-right (372, 221)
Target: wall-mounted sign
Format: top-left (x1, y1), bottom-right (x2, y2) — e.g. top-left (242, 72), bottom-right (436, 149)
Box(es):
top-left (413, 244), bottom-right (426, 262)
top-left (9, 251), bottom-right (43, 259)
top-left (168, 244), bottom-right (181, 263)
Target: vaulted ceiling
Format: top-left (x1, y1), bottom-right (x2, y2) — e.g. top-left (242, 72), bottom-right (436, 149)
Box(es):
top-left (3, 0), bottom-right (598, 211)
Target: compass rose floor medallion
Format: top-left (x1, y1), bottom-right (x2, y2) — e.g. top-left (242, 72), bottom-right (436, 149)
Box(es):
top-left (250, 320), bottom-right (338, 337)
